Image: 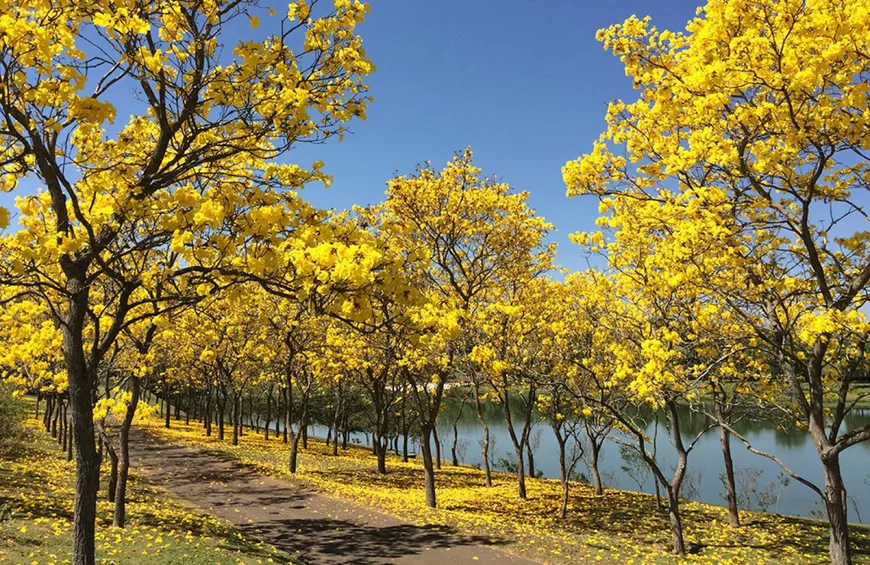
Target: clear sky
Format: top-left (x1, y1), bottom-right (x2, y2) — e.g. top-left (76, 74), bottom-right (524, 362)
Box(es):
top-left (286, 0), bottom-right (702, 272)
top-left (0, 0), bottom-right (705, 272)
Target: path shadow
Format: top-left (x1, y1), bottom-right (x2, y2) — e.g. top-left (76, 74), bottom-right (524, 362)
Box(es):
top-left (243, 518), bottom-right (507, 565)
top-left (130, 433), bottom-right (313, 507)
top-left (129, 428), bottom-right (527, 564)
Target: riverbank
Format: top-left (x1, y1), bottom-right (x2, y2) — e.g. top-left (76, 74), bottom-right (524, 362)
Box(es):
top-left (0, 415), bottom-right (292, 564)
top-left (140, 417), bottom-right (870, 564)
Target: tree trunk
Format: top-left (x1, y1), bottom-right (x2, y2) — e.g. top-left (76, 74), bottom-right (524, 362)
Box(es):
top-left (289, 434), bottom-right (301, 473)
top-left (451, 423), bottom-right (460, 466)
top-left (526, 441), bottom-right (536, 479)
top-left (555, 432), bottom-right (569, 519)
top-left (375, 437), bottom-right (387, 474)
top-left (667, 485), bottom-right (686, 556)
top-left (106, 444), bottom-right (118, 503)
top-left (823, 455), bottom-right (853, 565)
top-left (275, 398), bottom-right (281, 441)
top-left (331, 391), bottom-right (341, 456)
top-left (473, 384), bottom-right (492, 486)
top-left (205, 390), bottom-right (212, 437)
top-left (420, 427), bottom-right (437, 508)
top-left (43, 395), bottom-right (53, 432)
top-left (66, 410), bottom-right (74, 462)
top-left (238, 395), bottom-right (244, 438)
top-left (664, 401), bottom-right (688, 556)
top-left (52, 398), bottom-right (59, 438)
top-left (217, 396), bottom-right (225, 441)
top-left (232, 394), bottom-right (240, 446)
top-left (652, 418), bottom-right (663, 509)
top-left (514, 445), bottom-right (527, 499)
top-left (62, 279), bottom-right (100, 565)
top-left (433, 425), bottom-right (442, 470)
top-left (265, 393), bottom-right (271, 440)
top-left (164, 394), bottom-right (170, 428)
top-left (401, 392), bottom-right (409, 462)
top-left (720, 424), bottom-right (740, 526)
top-left (62, 403), bottom-right (69, 451)
top-left (590, 442), bottom-right (603, 496)
top-left (113, 377), bottom-right (140, 528)
top-left (282, 388), bottom-right (289, 444)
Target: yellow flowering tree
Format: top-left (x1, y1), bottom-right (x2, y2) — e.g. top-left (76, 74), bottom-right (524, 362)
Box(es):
top-left (0, 1), bottom-right (372, 562)
top-left (93, 318), bottom-right (162, 528)
top-left (0, 295), bottom-right (69, 447)
top-left (560, 265), bottom-right (728, 556)
top-left (473, 276), bottom-right (562, 500)
top-left (564, 1), bottom-right (870, 561)
top-left (366, 148), bottom-right (552, 508)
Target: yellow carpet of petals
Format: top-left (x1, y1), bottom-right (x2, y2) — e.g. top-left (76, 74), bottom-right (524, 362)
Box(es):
top-left (0, 417), bottom-right (291, 565)
top-left (143, 419), bottom-right (870, 564)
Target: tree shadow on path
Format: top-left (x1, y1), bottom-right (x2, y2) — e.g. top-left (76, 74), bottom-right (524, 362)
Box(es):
top-left (130, 428), bottom-right (531, 565)
top-left (244, 518), bottom-right (507, 564)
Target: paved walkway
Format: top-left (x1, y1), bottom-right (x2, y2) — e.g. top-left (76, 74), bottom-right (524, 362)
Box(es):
top-left (129, 428), bottom-right (539, 565)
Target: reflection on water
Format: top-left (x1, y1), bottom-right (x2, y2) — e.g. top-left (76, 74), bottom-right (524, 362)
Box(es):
top-left (311, 396), bottom-right (870, 523)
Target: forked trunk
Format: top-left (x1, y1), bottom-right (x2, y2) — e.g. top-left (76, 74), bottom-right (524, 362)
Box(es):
top-left (590, 443), bottom-right (603, 496)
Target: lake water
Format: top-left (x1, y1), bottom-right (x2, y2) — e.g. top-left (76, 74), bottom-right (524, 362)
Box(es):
top-left (307, 395), bottom-right (870, 523)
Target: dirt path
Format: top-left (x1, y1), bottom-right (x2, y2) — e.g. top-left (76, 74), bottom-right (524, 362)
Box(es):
top-left (129, 428), bottom-right (539, 565)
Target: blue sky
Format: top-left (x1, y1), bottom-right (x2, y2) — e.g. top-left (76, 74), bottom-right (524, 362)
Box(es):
top-left (286, 0), bottom-right (702, 271)
top-left (0, 0), bottom-right (704, 272)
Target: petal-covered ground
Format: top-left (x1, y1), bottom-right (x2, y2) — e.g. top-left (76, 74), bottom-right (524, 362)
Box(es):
top-left (141, 418), bottom-right (870, 565)
top-left (0, 416), bottom-right (291, 565)
top-left (128, 427), bottom-right (536, 564)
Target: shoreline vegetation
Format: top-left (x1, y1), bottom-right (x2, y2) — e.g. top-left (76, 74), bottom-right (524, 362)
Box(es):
top-left (139, 414), bottom-right (870, 564)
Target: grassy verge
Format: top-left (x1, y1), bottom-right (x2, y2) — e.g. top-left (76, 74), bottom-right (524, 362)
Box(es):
top-left (0, 412), bottom-right (293, 565)
top-left (141, 418), bottom-right (870, 564)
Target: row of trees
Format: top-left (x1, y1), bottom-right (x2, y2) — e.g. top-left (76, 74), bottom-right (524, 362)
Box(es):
top-left (0, 0), bottom-right (867, 564)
